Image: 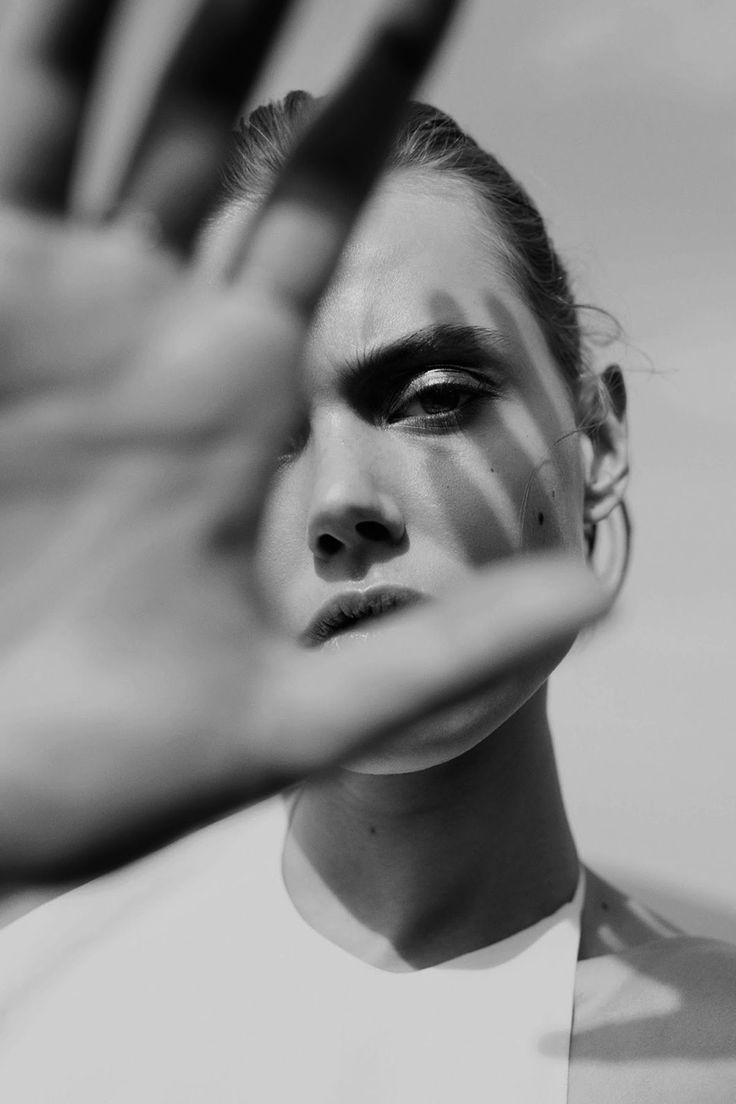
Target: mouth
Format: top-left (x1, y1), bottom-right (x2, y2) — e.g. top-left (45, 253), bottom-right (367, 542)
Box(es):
top-left (301, 587), bottom-right (426, 647)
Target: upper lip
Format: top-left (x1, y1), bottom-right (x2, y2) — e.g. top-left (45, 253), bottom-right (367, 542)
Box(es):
top-left (301, 586), bottom-right (426, 646)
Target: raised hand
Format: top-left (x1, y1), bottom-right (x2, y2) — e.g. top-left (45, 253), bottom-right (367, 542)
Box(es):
top-left (0, 0), bottom-right (608, 880)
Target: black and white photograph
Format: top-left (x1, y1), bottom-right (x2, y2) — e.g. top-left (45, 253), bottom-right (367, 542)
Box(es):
top-left (0, 0), bottom-right (733, 1099)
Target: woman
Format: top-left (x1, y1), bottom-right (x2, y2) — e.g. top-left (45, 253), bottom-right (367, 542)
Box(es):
top-left (0, 0), bottom-right (734, 1100)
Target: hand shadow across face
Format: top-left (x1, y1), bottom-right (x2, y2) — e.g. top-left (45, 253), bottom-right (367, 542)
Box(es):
top-left (422, 288), bottom-right (584, 560)
top-left (423, 292), bottom-right (736, 1066)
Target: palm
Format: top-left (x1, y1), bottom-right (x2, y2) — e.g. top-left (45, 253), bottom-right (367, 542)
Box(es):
top-left (0, 207), bottom-right (298, 869)
top-left (0, 0), bottom-right (608, 880)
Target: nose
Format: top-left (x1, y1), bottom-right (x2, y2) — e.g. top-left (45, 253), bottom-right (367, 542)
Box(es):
top-left (306, 425), bottom-right (406, 561)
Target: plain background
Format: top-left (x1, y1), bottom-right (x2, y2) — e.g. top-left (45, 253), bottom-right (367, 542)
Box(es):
top-left (0, 1), bottom-right (733, 940)
top-left (248, 0), bottom-right (736, 941)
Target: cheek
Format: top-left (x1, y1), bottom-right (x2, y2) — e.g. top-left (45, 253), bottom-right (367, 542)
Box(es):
top-left (516, 425), bottom-right (585, 555)
top-left (419, 446), bottom-right (517, 564)
top-left (424, 412), bottom-right (584, 566)
top-left (519, 460), bottom-right (583, 555)
top-left (414, 432), bottom-right (537, 566)
top-left (495, 397), bottom-right (585, 558)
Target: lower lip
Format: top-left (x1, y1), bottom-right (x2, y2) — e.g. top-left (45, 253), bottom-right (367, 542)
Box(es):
top-left (319, 610), bottom-right (410, 650)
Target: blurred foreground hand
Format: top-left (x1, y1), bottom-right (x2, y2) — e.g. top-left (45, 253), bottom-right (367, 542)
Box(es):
top-left (0, 0), bottom-right (609, 881)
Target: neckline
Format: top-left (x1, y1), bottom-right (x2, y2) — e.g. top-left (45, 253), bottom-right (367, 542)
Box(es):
top-left (274, 795), bottom-right (585, 975)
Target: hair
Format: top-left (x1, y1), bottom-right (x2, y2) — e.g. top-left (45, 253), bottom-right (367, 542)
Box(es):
top-left (217, 91), bottom-right (613, 430)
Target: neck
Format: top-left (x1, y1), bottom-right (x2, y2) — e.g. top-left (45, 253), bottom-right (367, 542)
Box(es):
top-left (283, 687), bottom-right (578, 970)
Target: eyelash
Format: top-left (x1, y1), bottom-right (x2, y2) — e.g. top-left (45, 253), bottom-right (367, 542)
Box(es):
top-left (386, 368), bottom-right (501, 429)
top-left (275, 367), bottom-right (504, 466)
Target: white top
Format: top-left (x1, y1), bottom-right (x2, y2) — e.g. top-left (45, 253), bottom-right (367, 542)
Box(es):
top-left (0, 797), bottom-right (583, 1103)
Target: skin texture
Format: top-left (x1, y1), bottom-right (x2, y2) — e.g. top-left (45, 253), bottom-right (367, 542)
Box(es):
top-left (254, 172), bottom-right (588, 774)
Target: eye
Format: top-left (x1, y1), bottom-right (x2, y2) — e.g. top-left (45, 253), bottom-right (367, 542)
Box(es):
top-left (404, 382), bottom-right (467, 416)
top-left (387, 368), bottom-right (500, 428)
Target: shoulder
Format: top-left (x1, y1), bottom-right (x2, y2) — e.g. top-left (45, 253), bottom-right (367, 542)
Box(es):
top-left (570, 936), bottom-right (736, 1103)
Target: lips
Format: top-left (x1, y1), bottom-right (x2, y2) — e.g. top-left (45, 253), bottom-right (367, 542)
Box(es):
top-left (301, 586), bottom-right (426, 647)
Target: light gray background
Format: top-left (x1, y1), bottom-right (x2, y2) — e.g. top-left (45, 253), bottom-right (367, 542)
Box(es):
top-left (249, 0), bottom-right (736, 941)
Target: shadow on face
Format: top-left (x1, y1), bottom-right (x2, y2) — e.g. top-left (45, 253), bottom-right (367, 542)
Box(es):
top-left (247, 175), bottom-right (616, 772)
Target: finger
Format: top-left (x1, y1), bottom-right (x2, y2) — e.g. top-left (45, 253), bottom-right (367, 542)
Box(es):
top-left (266, 556), bottom-right (612, 777)
top-left (0, 557), bottom-right (608, 883)
top-left (0, 0), bottom-right (117, 208)
top-left (68, 0), bottom-right (204, 221)
top-left (192, 0), bottom-right (462, 540)
top-left (220, 0), bottom-right (463, 285)
top-left (70, 0), bottom-right (298, 250)
top-left (96, 0), bottom-right (461, 498)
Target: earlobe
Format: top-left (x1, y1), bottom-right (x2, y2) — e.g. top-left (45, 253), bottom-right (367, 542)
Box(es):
top-left (580, 364), bottom-right (629, 525)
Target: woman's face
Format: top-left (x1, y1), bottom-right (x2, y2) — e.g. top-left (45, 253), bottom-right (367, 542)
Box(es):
top-left (251, 172), bottom-right (587, 771)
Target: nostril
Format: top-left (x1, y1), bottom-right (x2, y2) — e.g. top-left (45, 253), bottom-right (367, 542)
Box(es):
top-left (317, 533), bottom-right (343, 556)
top-left (356, 521), bottom-right (390, 542)
top-left (312, 519), bottom-right (399, 557)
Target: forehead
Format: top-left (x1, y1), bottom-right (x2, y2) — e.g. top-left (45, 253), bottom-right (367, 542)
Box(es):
top-left (306, 172), bottom-right (541, 381)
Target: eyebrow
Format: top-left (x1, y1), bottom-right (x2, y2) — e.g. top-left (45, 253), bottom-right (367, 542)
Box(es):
top-left (340, 323), bottom-right (517, 411)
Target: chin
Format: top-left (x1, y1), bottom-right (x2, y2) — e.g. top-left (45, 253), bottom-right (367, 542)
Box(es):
top-left (342, 671), bottom-right (548, 776)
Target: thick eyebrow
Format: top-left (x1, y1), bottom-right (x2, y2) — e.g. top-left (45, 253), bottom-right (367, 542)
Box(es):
top-left (340, 323), bottom-right (517, 411)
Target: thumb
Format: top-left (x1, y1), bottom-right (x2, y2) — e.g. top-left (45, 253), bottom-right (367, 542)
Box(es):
top-left (264, 554), bottom-right (611, 776)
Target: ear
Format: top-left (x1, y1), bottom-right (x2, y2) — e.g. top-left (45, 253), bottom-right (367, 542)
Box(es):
top-left (579, 365), bottom-right (629, 524)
